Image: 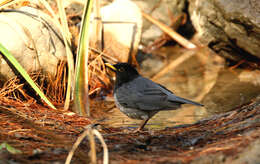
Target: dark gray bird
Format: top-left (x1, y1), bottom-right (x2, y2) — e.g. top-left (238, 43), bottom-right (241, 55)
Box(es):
top-left (105, 62), bottom-right (203, 131)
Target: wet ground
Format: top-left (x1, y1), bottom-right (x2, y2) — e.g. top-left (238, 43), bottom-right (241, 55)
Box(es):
top-left (98, 46), bottom-right (260, 131)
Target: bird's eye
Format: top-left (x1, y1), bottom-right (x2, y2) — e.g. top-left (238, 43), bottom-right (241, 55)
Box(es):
top-left (118, 68), bottom-right (125, 72)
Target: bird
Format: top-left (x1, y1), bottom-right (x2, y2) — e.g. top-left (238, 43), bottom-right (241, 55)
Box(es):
top-left (105, 62), bottom-right (203, 131)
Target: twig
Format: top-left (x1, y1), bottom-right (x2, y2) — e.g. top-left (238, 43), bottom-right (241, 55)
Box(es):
top-left (65, 126), bottom-right (109, 164)
top-left (142, 11), bottom-right (196, 49)
top-left (93, 129), bottom-right (109, 164)
top-left (143, 13), bottom-right (186, 53)
top-left (89, 47), bottom-right (118, 64)
top-left (65, 127), bottom-right (96, 164)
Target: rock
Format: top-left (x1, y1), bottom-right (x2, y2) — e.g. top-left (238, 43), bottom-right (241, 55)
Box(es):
top-left (0, 7), bottom-right (66, 83)
top-left (189, 0), bottom-right (260, 63)
top-left (89, 0), bottom-right (142, 63)
top-left (134, 0), bottom-right (186, 45)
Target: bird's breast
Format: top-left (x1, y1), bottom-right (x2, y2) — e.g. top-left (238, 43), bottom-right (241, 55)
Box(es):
top-left (114, 93), bottom-right (157, 120)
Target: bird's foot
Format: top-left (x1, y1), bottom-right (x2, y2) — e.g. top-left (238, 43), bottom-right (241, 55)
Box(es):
top-left (132, 118), bottom-right (149, 133)
top-left (131, 127), bottom-right (148, 133)
top-left (133, 128), bottom-right (142, 133)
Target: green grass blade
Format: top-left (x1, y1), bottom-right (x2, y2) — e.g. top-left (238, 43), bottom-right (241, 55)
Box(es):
top-left (0, 142), bottom-right (22, 154)
top-left (74, 0), bottom-right (94, 116)
top-left (0, 43), bottom-right (56, 109)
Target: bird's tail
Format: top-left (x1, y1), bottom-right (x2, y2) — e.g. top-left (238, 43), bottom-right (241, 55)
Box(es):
top-left (170, 96), bottom-right (203, 106)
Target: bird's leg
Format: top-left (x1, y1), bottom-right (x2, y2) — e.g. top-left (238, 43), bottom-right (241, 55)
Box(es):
top-left (133, 118), bottom-right (150, 132)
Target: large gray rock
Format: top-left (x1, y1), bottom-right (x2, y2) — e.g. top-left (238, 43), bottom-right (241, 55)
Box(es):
top-left (189, 0), bottom-right (260, 63)
top-left (0, 7), bottom-right (66, 83)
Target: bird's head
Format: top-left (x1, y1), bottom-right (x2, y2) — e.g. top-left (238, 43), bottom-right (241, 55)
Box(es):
top-left (105, 63), bottom-right (139, 87)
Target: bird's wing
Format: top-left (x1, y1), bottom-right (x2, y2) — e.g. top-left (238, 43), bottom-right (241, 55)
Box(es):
top-left (115, 77), bottom-right (181, 110)
top-left (157, 83), bottom-right (203, 106)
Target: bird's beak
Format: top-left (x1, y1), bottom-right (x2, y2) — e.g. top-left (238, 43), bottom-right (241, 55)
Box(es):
top-left (105, 63), bottom-right (117, 71)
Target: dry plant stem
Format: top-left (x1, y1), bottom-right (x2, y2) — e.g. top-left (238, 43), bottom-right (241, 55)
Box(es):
top-left (0, 78), bottom-right (23, 97)
top-left (0, 0), bottom-right (16, 9)
top-left (39, 0), bottom-right (74, 106)
top-left (92, 129), bottom-right (109, 164)
top-left (142, 11), bottom-right (196, 49)
top-left (65, 127), bottom-right (96, 164)
top-left (55, 0), bottom-right (75, 110)
top-left (92, 0), bottom-right (102, 50)
top-left (56, 0), bottom-right (72, 43)
top-left (152, 50), bottom-right (196, 81)
top-left (39, 0), bottom-right (72, 46)
top-left (89, 129), bottom-right (97, 164)
top-left (89, 86), bottom-right (101, 96)
top-left (39, 0), bottom-right (59, 23)
top-left (46, 61), bottom-right (67, 103)
top-left (89, 47), bottom-right (118, 64)
top-left (88, 55), bottom-right (110, 86)
top-left (39, 0), bottom-right (73, 49)
top-left (65, 127), bottom-right (108, 164)
top-left (143, 14), bottom-right (185, 53)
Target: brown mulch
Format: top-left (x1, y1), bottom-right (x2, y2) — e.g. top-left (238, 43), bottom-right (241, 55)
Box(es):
top-left (0, 98), bottom-right (259, 163)
top-left (0, 100), bottom-right (92, 163)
